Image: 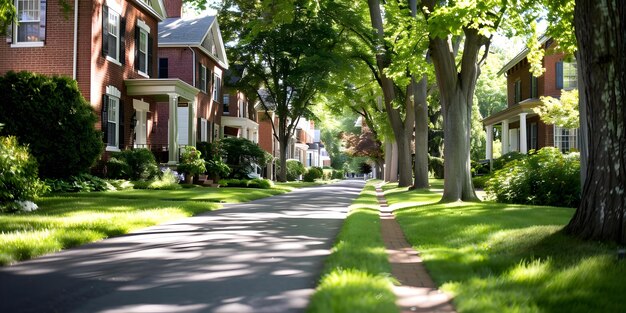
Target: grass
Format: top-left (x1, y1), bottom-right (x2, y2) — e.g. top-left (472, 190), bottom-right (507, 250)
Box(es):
top-left (0, 186), bottom-right (287, 266)
top-left (385, 182), bottom-right (626, 313)
top-left (274, 179), bottom-right (340, 191)
top-left (308, 180), bottom-right (398, 313)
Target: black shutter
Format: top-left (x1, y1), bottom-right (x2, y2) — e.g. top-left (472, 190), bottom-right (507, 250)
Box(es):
top-left (102, 5), bottom-right (108, 57)
top-left (197, 118), bottom-right (202, 142)
top-left (118, 100), bottom-right (125, 149)
top-left (196, 62), bottom-right (201, 88)
top-left (119, 18), bottom-right (126, 64)
top-left (39, 0), bottom-right (46, 42)
top-left (148, 35), bottom-right (154, 77)
top-left (102, 95), bottom-right (109, 144)
top-left (134, 26), bottom-right (139, 71)
top-left (556, 61), bottom-right (563, 89)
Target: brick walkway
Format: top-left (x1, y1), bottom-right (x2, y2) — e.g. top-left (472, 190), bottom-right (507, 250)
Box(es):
top-left (376, 185), bottom-right (457, 313)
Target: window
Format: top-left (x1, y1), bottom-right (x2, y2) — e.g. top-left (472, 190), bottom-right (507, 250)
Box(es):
top-left (106, 96), bottom-right (119, 148)
top-left (239, 99), bottom-right (246, 118)
top-left (514, 79), bottom-right (521, 104)
top-left (158, 58), bottom-right (168, 78)
top-left (530, 75), bottom-right (538, 98)
top-left (138, 29), bottom-right (148, 73)
top-left (199, 65), bottom-right (207, 93)
top-left (554, 125), bottom-right (578, 153)
top-left (213, 74), bottom-right (221, 101)
top-left (200, 118), bottom-right (208, 142)
top-left (102, 5), bottom-right (125, 63)
top-left (556, 60), bottom-right (577, 89)
top-left (223, 94), bottom-right (230, 114)
top-left (11, 0), bottom-right (46, 46)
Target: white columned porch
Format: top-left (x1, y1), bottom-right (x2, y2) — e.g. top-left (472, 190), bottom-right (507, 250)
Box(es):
top-left (485, 124), bottom-right (493, 160)
top-left (242, 127), bottom-right (248, 139)
top-left (132, 99), bottom-right (150, 147)
top-left (519, 112), bottom-right (528, 154)
top-left (502, 120), bottom-right (510, 155)
top-left (168, 93), bottom-right (179, 164)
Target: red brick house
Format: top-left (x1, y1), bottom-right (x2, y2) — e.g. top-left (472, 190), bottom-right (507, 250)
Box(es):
top-left (482, 37), bottom-right (579, 159)
top-left (221, 66), bottom-right (259, 143)
top-left (0, 0), bottom-right (214, 165)
top-left (156, 2), bottom-right (228, 153)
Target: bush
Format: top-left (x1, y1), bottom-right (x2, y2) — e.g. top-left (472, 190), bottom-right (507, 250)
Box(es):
top-left (472, 175), bottom-right (491, 189)
top-left (0, 71), bottom-right (102, 178)
top-left (132, 169), bottom-right (181, 190)
top-left (429, 156), bottom-right (444, 179)
top-left (220, 137), bottom-right (271, 178)
top-left (471, 160), bottom-right (491, 176)
top-left (331, 170), bottom-right (344, 180)
top-left (492, 151), bottom-right (527, 171)
top-left (106, 149), bottom-right (159, 181)
top-left (45, 173), bottom-right (115, 193)
top-left (485, 147), bottom-right (580, 207)
top-left (0, 136), bottom-right (47, 212)
top-left (178, 146), bottom-right (206, 177)
top-left (303, 167), bottom-right (324, 182)
top-left (286, 160), bottom-right (306, 181)
top-left (218, 178), bottom-right (273, 189)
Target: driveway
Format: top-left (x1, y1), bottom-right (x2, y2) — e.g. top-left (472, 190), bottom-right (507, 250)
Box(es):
top-left (0, 180), bottom-right (366, 313)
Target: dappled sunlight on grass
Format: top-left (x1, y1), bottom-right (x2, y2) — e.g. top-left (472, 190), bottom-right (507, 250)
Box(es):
top-left (387, 183), bottom-right (626, 312)
top-left (308, 181), bottom-right (398, 313)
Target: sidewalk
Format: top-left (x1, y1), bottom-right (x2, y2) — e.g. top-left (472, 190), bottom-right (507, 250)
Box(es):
top-left (376, 185), bottom-right (457, 313)
top-left (0, 180), bottom-right (365, 313)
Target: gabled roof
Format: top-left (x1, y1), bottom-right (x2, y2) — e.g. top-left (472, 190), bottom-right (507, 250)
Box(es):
top-left (497, 35), bottom-right (550, 76)
top-left (158, 15), bottom-right (229, 69)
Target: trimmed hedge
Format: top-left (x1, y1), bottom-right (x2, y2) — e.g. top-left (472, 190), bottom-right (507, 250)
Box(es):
top-left (304, 167), bottom-right (324, 182)
top-left (106, 149), bottom-right (159, 181)
top-left (429, 156), bottom-right (444, 179)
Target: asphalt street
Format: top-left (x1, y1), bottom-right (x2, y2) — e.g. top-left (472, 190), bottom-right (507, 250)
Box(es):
top-left (0, 180), bottom-right (366, 313)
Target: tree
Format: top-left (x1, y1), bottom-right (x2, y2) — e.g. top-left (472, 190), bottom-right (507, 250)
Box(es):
top-left (536, 89), bottom-right (579, 129)
top-left (214, 0), bottom-right (341, 182)
top-left (565, 0), bottom-right (626, 243)
top-left (0, 71), bottom-right (102, 178)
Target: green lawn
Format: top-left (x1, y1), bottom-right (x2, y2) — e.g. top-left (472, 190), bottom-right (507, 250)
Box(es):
top-left (308, 180), bottom-right (398, 313)
top-left (385, 183), bottom-right (626, 313)
top-left (0, 186), bottom-right (287, 266)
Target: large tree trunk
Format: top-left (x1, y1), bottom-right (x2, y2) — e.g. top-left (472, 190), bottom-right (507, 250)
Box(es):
top-left (565, 0), bottom-right (626, 243)
top-left (429, 30), bottom-right (483, 202)
top-left (384, 140), bottom-right (393, 181)
top-left (413, 75), bottom-right (430, 189)
top-left (389, 141), bottom-right (399, 182)
top-left (277, 138), bottom-right (288, 182)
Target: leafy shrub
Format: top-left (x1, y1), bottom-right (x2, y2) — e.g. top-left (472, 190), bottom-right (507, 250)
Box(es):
top-left (429, 156), bottom-right (444, 179)
top-left (218, 178), bottom-right (273, 189)
top-left (485, 147), bottom-right (580, 207)
top-left (286, 160), bottom-right (306, 181)
top-left (132, 169), bottom-right (181, 190)
top-left (178, 146), bottom-right (206, 176)
top-left (45, 173), bottom-right (115, 193)
top-left (303, 167), bottom-right (324, 182)
top-left (0, 136), bottom-right (47, 212)
top-left (331, 170), bottom-right (344, 180)
top-left (472, 175), bottom-right (491, 189)
top-left (221, 137), bottom-right (271, 178)
top-left (106, 149), bottom-right (159, 181)
top-left (492, 151), bottom-right (527, 171)
top-left (471, 160), bottom-right (491, 176)
top-left (0, 71), bottom-right (102, 178)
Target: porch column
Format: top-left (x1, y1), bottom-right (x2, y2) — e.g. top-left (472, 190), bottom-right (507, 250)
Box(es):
top-left (502, 120), bottom-right (510, 155)
top-left (519, 112), bottom-right (528, 154)
top-left (167, 94), bottom-right (179, 164)
top-left (242, 127), bottom-right (248, 139)
top-left (188, 99), bottom-right (197, 147)
top-left (485, 124), bottom-right (493, 160)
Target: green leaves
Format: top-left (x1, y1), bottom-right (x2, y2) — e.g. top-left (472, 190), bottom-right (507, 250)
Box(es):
top-left (536, 89), bottom-right (579, 129)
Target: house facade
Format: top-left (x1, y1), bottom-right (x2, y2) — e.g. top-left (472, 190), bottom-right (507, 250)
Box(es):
top-left (221, 68), bottom-right (259, 143)
top-left (0, 0), bottom-right (232, 165)
top-left (157, 5), bottom-right (228, 153)
top-left (482, 37), bottom-right (579, 159)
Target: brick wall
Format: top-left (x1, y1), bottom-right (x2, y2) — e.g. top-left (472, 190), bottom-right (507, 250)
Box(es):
top-left (257, 113), bottom-right (275, 154)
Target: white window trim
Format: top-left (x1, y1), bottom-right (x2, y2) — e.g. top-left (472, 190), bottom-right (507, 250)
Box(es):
top-left (105, 85), bottom-right (121, 152)
top-left (136, 19), bottom-right (150, 33)
top-left (213, 74), bottom-right (221, 101)
top-left (201, 118), bottom-right (208, 142)
top-left (11, 41), bottom-right (44, 48)
top-left (554, 125), bottom-right (578, 153)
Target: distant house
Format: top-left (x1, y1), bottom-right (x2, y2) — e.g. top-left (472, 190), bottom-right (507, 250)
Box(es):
top-left (0, 0), bottom-right (210, 165)
top-left (482, 37), bottom-right (579, 159)
top-left (156, 2), bottom-right (228, 160)
top-left (221, 66), bottom-right (259, 143)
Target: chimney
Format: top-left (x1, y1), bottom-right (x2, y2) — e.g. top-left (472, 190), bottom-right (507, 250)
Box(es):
top-left (164, 0), bottom-right (182, 18)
